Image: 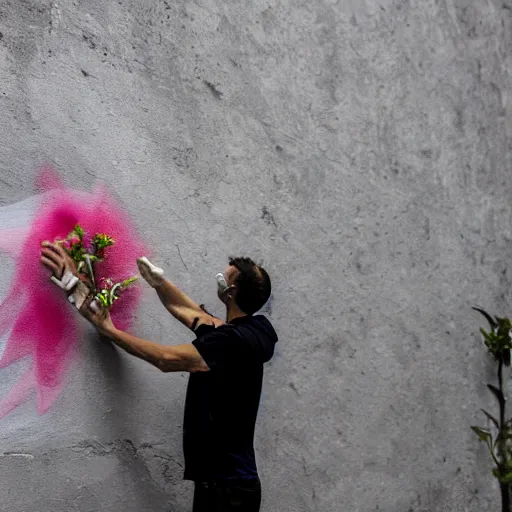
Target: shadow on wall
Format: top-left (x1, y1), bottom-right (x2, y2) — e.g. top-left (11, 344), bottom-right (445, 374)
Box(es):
top-left (85, 336), bottom-right (161, 509)
top-left (85, 334), bottom-right (189, 511)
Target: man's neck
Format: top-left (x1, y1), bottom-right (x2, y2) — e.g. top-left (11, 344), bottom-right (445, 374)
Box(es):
top-left (226, 307), bottom-right (246, 323)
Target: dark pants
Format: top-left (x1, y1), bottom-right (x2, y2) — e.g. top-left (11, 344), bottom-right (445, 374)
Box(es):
top-left (192, 479), bottom-right (261, 512)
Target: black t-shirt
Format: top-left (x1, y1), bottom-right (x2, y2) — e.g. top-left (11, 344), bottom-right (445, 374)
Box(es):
top-left (182, 315), bottom-right (278, 482)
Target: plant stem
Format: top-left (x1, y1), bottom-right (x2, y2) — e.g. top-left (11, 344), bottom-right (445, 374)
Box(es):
top-left (502, 484), bottom-right (510, 512)
top-left (84, 255), bottom-right (96, 293)
top-left (499, 359), bottom-right (505, 426)
top-left (497, 358), bottom-right (510, 512)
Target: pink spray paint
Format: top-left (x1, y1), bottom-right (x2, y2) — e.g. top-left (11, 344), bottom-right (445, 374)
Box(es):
top-left (0, 167), bottom-right (148, 418)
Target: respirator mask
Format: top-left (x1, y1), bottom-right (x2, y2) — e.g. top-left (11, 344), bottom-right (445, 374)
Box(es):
top-left (215, 272), bottom-right (229, 293)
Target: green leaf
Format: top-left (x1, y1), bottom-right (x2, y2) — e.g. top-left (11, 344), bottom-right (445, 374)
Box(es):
top-left (121, 276), bottom-right (139, 288)
top-left (95, 293), bottom-right (109, 308)
top-left (471, 426), bottom-right (492, 444)
top-left (499, 426), bottom-right (512, 440)
top-left (480, 328), bottom-right (492, 342)
top-left (94, 233), bottom-right (115, 250)
top-left (498, 471), bottom-right (512, 485)
top-left (109, 283), bottom-right (121, 305)
top-left (488, 384), bottom-right (505, 406)
top-left (74, 224), bottom-right (84, 239)
top-left (473, 307), bottom-right (498, 329)
top-left (496, 317), bottom-right (512, 331)
top-left (481, 409), bottom-right (499, 429)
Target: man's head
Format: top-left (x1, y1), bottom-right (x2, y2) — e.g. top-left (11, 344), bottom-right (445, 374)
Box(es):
top-left (216, 257), bottom-right (271, 316)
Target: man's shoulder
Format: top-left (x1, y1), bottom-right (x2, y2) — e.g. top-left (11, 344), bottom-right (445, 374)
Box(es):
top-left (193, 319), bottom-right (239, 340)
top-left (232, 315), bottom-right (276, 335)
top-left (195, 315), bottom-right (277, 343)
top-left (193, 315), bottom-right (276, 364)
top-left (228, 316), bottom-right (278, 350)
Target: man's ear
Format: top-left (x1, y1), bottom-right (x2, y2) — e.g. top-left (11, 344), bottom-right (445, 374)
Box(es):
top-left (226, 285), bottom-right (236, 300)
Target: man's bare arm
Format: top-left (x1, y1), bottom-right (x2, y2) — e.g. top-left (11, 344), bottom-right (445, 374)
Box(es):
top-left (137, 257), bottom-right (223, 330)
top-left (102, 325), bottom-right (209, 373)
top-left (39, 247), bottom-right (209, 369)
top-left (154, 278), bottom-right (208, 328)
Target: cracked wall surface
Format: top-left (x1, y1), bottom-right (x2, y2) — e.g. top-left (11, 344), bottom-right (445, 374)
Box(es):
top-left (1, 1), bottom-right (512, 511)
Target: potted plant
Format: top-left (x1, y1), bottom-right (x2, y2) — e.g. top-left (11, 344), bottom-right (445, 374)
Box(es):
top-left (472, 307), bottom-right (512, 512)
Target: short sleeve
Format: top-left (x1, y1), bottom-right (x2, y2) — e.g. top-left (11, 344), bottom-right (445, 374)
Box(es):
top-left (189, 305), bottom-right (222, 333)
top-left (193, 322), bottom-right (215, 338)
top-left (192, 328), bottom-right (232, 371)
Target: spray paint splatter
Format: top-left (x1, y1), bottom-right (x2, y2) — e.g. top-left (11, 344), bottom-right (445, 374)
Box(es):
top-left (0, 166), bottom-right (148, 418)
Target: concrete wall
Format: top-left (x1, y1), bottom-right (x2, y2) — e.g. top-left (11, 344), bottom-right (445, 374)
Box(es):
top-left (0, 1), bottom-right (511, 511)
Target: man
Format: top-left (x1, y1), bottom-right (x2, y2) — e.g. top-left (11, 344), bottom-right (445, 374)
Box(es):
top-left (40, 241), bottom-right (277, 512)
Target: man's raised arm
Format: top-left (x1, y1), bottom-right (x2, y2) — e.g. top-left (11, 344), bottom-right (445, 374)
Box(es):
top-left (137, 257), bottom-right (221, 330)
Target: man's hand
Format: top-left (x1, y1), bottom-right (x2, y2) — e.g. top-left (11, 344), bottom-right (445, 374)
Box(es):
top-left (137, 256), bottom-right (164, 288)
top-left (79, 295), bottom-right (116, 336)
top-left (41, 241), bottom-right (91, 308)
top-left (40, 241), bottom-right (78, 281)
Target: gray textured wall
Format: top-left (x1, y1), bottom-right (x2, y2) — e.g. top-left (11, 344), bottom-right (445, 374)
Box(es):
top-left (0, 1), bottom-right (511, 511)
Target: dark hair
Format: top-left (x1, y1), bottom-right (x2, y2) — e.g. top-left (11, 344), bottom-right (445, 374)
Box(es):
top-left (228, 256), bottom-right (271, 315)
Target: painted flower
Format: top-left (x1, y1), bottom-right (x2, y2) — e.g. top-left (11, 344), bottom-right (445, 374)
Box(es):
top-left (94, 233), bottom-right (115, 249)
top-left (83, 234), bottom-right (94, 254)
top-left (99, 277), bottom-right (114, 290)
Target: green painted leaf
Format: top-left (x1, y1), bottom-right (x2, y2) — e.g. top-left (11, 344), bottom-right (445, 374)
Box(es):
top-left (121, 275), bottom-right (139, 288)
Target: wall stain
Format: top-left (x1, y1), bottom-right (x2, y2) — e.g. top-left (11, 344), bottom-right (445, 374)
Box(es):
top-left (70, 438), bottom-right (183, 486)
top-left (204, 80), bottom-right (223, 99)
top-left (261, 206), bottom-right (277, 227)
